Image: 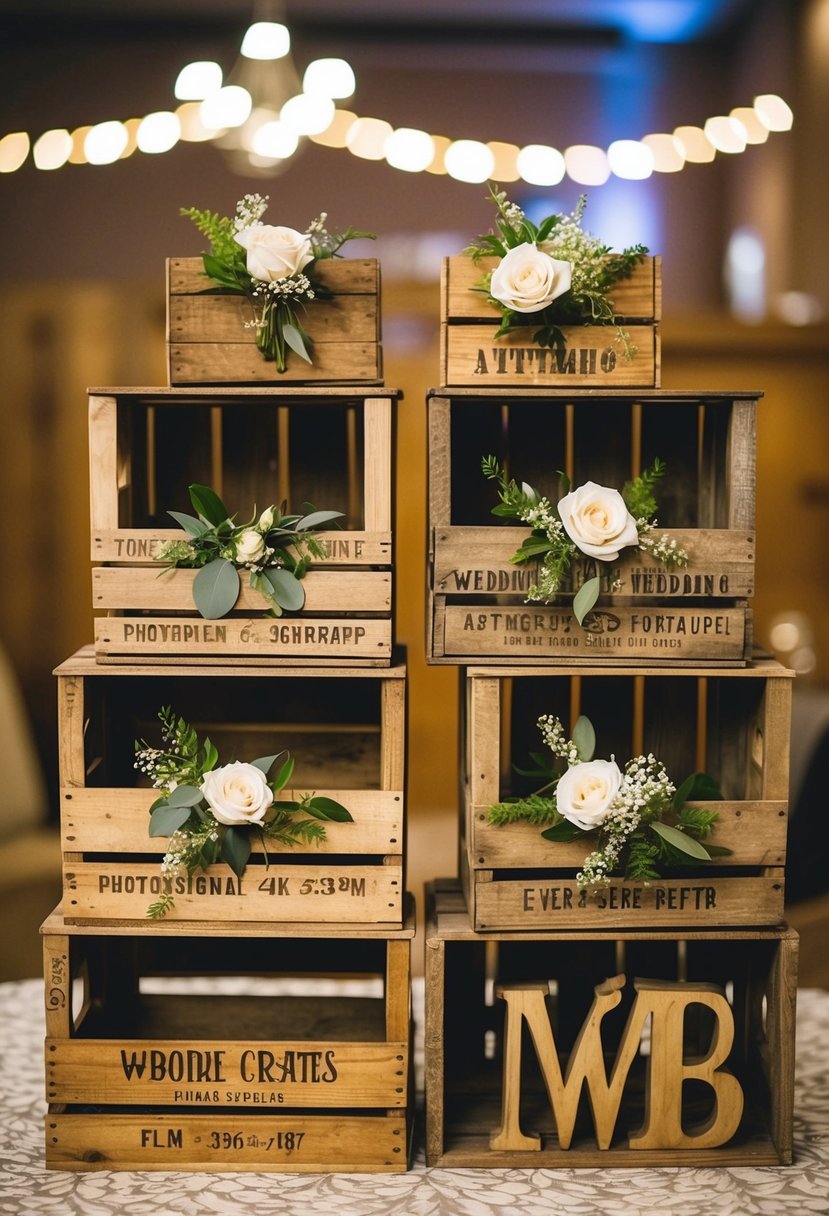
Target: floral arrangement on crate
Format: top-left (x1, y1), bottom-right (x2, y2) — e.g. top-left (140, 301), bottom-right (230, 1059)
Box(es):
top-left (488, 714), bottom-right (726, 891)
top-left (465, 185), bottom-right (647, 358)
top-left (181, 194), bottom-right (374, 372)
top-left (155, 482), bottom-right (342, 620)
top-left (135, 707), bottom-right (352, 918)
top-left (482, 455), bottom-right (689, 624)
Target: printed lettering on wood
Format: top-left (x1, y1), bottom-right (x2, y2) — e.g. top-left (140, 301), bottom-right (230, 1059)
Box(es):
top-left (491, 975), bottom-right (744, 1152)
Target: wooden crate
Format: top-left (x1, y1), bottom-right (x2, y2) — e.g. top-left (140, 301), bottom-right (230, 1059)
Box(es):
top-left (460, 660), bottom-right (792, 931)
top-left (56, 647), bottom-right (406, 927)
top-left (89, 387), bottom-right (397, 665)
top-left (43, 904), bottom-right (413, 1172)
top-left (425, 880), bottom-right (797, 1168)
top-left (167, 257), bottom-right (382, 386)
top-left (441, 255), bottom-right (661, 388)
top-left (427, 388), bottom-right (759, 665)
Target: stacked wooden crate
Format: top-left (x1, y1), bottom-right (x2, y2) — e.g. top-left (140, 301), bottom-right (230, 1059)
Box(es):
top-left (43, 259), bottom-right (415, 1173)
top-left (425, 257), bottom-right (798, 1166)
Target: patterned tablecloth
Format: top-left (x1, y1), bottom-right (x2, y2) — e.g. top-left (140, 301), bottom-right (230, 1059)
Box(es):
top-left (2, 978), bottom-right (829, 1216)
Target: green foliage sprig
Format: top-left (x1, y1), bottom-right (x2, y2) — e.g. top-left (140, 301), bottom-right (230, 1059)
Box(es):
top-left (155, 482), bottom-right (342, 620)
top-left (181, 194), bottom-right (374, 372)
top-left (482, 455), bottom-right (688, 625)
top-left (465, 185), bottom-right (647, 356)
top-left (487, 714), bottom-right (726, 891)
top-left (136, 707), bottom-right (352, 919)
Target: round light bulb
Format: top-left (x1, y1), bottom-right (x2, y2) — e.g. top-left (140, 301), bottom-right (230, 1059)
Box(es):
top-left (240, 22), bottom-right (290, 60)
top-left (33, 128), bottom-right (72, 170)
top-left (280, 93), bottom-right (335, 136)
top-left (516, 143), bottom-right (565, 186)
top-left (302, 58), bottom-right (356, 100)
top-left (174, 61), bottom-right (223, 101)
top-left (444, 139), bottom-right (495, 183)
top-left (200, 86), bottom-right (253, 131)
top-left (384, 127), bottom-right (435, 173)
top-left (607, 139), bottom-right (654, 179)
top-left (136, 111), bottom-right (181, 154)
top-left (84, 120), bottom-right (129, 164)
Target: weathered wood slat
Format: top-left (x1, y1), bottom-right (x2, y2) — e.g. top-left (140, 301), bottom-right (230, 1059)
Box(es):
top-left (93, 616), bottom-right (392, 661)
top-left (433, 528), bottom-right (755, 598)
top-left (62, 861), bottom-right (403, 923)
top-left (443, 256), bottom-right (661, 321)
top-left (61, 787), bottom-right (404, 855)
top-left (169, 257), bottom-right (380, 297)
top-left (169, 342), bottom-right (382, 385)
top-left (92, 529), bottom-right (392, 566)
top-left (45, 1111), bottom-right (410, 1173)
top-left (467, 800), bottom-right (788, 868)
top-left (169, 294), bottom-right (379, 344)
top-left (92, 567), bottom-right (390, 612)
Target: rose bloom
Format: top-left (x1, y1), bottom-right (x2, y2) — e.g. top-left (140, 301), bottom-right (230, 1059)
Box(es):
top-left (201, 761), bottom-right (274, 826)
top-left (559, 481), bottom-right (639, 561)
top-left (235, 529), bottom-right (265, 564)
top-left (490, 243), bottom-right (573, 314)
top-left (234, 224), bottom-right (314, 282)
top-left (556, 759), bottom-right (623, 831)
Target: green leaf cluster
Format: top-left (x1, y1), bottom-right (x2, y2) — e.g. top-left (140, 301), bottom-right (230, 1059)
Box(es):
top-left (622, 458), bottom-right (667, 523)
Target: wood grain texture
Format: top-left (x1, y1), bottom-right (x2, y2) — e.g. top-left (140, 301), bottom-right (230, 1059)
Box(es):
top-left (168, 342), bottom-right (382, 386)
top-left (55, 643), bottom-right (407, 679)
top-left (92, 528), bottom-right (392, 565)
top-left (169, 257), bottom-right (380, 297)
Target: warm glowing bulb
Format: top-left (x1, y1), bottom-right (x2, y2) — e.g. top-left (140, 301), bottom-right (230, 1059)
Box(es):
top-left (175, 102), bottom-right (214, 142)
top-left (641, 133), bottom-right (685, 172)
top-left (174, 61), bottom-right (223, 101)
top-left (84, 120), bottom-right (129, 164)
top-left (444, 139), bottom-right (495, 183)
top-left (517, 143), bottom-right (565, 186)
top-left (33, 128), bottom-right (72, 170)
top-left (280, 93), bottom-right (335, 136)
top-left (729, 107), bottom-right (768, 145)
top-left (302, 58), bottom-right (356, 100)
top-left (346, 117), bottom-right (394, 160)
top-left (251, 121), bottom-right (299, 159)
top-left (704, 116), bottom-right (747, 153)
top-left (564, 144), bottom-right (610, 185)
top-left (673, 125), bottom-right (716, 163)
top-left (487, 142), bottom-right (520, 182)
top-left (425, 135), bottom-right (451, 175)
top-left (240, 21), bottom-right (290, 60)
top-left (384, 127), bottom-right (435, 173)
top-left (607, 139), bottom-right (654, 179)
top-left (136, 111), bottom-right (181, 154)
top-left (68, 125), bottom-right (92, 164)
top-left (309, 109), bottom-right (356, 148)
top-left (753, 94), bottom-right (794, 132)
top-left (200, 86), bottom-right (252, 131)
top-left (0, 131), bottom-right (29, 173)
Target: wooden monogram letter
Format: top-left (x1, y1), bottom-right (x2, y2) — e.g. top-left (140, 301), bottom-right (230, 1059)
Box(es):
top-left (491, 974), bottom-right (744, 1152)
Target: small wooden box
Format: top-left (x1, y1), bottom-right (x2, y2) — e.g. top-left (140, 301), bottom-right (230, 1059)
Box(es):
top-left (43, 905), bottom-right (413, 1172)
top-left (56, 647), bottom-right (406, 927)
top-left (441, 256), bottom-right (661, 388)
top-left (89, 387), bottom-right (397, 666)
top-left (167, 257), bottom-right (382, 386)
top-left (428, 389), bottom-right (759, 665)
top-left (461, 660), bottom-right (792, 931)
top-left (425, 880), bottom-right (797, 1168)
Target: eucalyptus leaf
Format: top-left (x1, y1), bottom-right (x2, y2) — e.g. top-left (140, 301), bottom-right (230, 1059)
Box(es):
top-left (282, 322), bottom-right (312, 363)
top-left (149, 804), bottom-right (193, 838)
top-left (251, 751), bottom-right (285, 777)
top-left (221, 826), bottom-right (251, 879)
top-left (651, 821), bottom-right (712, 860)
top-left (261, 567), bottom-right (305, 612)
top-left (165, 784), bottom-right (204, 808)
top-left (188, 484), bottom-right (231, 527)
top-left (271, 754), bottom-right (295, 791)
top-left (192, 558), bottom-right (240, 619)
top-left (541, 820), bottom-right (584, 843)
top-left (306, 796), bottom-right (353, 822)
top-left (572, 715), bottom-right (596, 762)
top-left (167, 510), bottom-right (210, 538)
top-left (521, 481), bottom-right (538, 500)
top-left (202, 739), bottom-right (218, 773)
top-left (294, 509), bottom-right (345, 531)
top-left (573, 575), bottom-right (601, 627)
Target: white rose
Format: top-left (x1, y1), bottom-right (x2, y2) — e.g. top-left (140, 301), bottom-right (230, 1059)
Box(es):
top-left (559, 481), bottom-right (640, 561)
top-left (235, 529), bottom-right (265, 564)
top-left (556, 759), bottom-right (623, 831)
top-left (489, 243), bottom-right (573, 314)
top-left (258, 506), bottom-right (275, 531)
top-left (234, 224), bottom-right (314, 282)
top-left (201, 762), bottom-right (274, 826)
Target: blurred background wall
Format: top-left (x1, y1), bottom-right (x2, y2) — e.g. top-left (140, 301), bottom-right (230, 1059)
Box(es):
top-left (0, 0), bottom-right (827, 976)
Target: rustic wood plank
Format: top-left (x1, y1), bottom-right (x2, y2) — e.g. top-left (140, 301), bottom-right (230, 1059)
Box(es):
top-left (443, 325), bottom-right (659, 389)
top-left (380, 680), bottom-right (406, 792)
top-left (427, 396), bottom-right (452, 529)
top-left (169, 257), bottom-right (380, 296)
top-left (43, 934), bottom-right (71, 1038)
top-left (168, 342), bottom-right (382, 386)
top-left (468, 676), bottom-right (501, 808)
top-left (92, 529), bottom-right (392, 565)
top-left (726, 398), bottom-right (757, 530)
top-left (758, 673), bottom-right (793, 800)
top-left (92, 567), bottom-right (391, 612)
top-left (55, 643), bottom-right (407, 678)
top-left (88, 396), bottom-right (119, 532)
top-left (385, 939), bottom-right (410, 1042)
top-left (45, 1110), bottom-right (409, 1173)
top-left (47, 1039), bottom-right (407, 1107)
top-left (62, 861), bottom-right (403, 924)
top-left (169, 294), bottom-right (379, 344)
top-left (363, 398), bottom-right (393, 532)
top-left (443, 256), bottom-right (660, 321)
top-left (432, 527), bottom-right (755, 598)
top-left (57, 675), bottom-right (86, 788)
top-left (467, 801), bottom-right (787, 869)
top-left (61, 788), bottom-right (404, 856)
top-left (766, 929), bottom-right (798, 1162)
